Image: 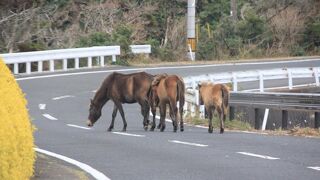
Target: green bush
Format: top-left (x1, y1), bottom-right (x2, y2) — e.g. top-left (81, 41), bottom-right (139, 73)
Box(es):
top-left (290, 45), bottom-right (305, 56)
top-left (76, 32), bottom-right (113, 47)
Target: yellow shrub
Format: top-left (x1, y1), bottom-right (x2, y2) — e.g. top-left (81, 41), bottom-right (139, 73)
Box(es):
top-left (0, 57), bottom-right (35, 179)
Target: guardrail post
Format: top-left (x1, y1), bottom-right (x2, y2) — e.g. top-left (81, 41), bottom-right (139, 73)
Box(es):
top-left (254, 108), bottom-right (260, 130)
top-left (112, 55), bottom-right (116, 64)
top-left (313, 68), bottom-right (319, 86)
top-left (282, 110), bottom-right (288, 130)
top-left (38, 61), bottom-right (43, 72)
top-left (259, 71), bottom-right (264, 92)
top-left (100, 56), bottom-right (105, 67)
top-left (50, 60), bottom-right (54, 72)
top-left (88, 56), bottom-right (92, 68)
top-left (232, 73), bottom-right (238, 92)
top-left (75, 57), bottom-right (79, 69)
top-left (229, 106), bottom-right (235, 121)
top-left (288, 69), bottom-right (293, 90)
top-left (14, 63), bottom-right (18, 74)
top-left (26, 62), bottom-right (31, 74)
top-left (315, 112), bottom-right (320, 129)
top-left (63, 59), bottom-right (67, 71)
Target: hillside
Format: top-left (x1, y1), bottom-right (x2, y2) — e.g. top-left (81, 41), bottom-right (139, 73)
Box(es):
top-left (0, 0), bottom-right (319, 61)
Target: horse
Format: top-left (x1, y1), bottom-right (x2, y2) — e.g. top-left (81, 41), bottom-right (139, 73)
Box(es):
top-left (198, 82), bottom-right (230, 134)
top-left (87, 71), bottom-right (155, 132)
top-left (149, 74), bottom-right (185, 132)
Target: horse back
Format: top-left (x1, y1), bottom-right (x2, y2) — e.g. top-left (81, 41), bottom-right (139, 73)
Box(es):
top-left (111, 72), bottom-right (153, 103)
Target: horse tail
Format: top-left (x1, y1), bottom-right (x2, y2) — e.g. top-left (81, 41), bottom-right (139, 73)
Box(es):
top-left (221, 84), bottom-right (230, 115)
top-left (177, 76), bottom-right (185, 109)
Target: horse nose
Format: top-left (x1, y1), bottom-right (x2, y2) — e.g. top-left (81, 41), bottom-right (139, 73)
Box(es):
top-left (87, 120), bottom-right (93, 127)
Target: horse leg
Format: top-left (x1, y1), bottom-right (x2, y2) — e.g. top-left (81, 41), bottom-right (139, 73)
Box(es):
top-left (150, 106), bottom-right (156, 131)
top-left (179, 103), bottom-right (184, 132)
top-left (108, 104), bottom-right (118, 131)
top-left (218, 107), bottom-right (224, 134)
top-left (159, 103), bottom-right (166, 132)
top-left (207, 106), bottom-right (214, 133)
top-left (169, 99), bottom-right (178, 132)
top-left (139, 99), bottom-right (149, 131)
top-left (169, 105), bottom-right (178, 133)
top-left (114, 101), bottom-right (127, 132)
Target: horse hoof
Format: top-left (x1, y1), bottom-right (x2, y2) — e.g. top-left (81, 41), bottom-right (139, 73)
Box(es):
top-left (220, 128), bottom-right (224, 134)
top-left (180, 128), bottom-right (184, 132)
top-left (150, 128), bottom-right (155, 132)
top-left (107, 128), bottom-right (113, 132)
top-left (144, 126), bottom-right (148, 131)
top-left (208, 129), bottom-right (213, 133)
top-left (122, 129), bottom-right (126, 132)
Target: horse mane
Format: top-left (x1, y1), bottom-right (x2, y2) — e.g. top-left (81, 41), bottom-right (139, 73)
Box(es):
top-left (152, 73), bottom-right (168, 86)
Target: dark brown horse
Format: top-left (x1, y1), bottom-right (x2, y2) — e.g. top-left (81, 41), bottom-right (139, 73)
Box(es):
top-left (149, 74), bottom-right (185, 132)
top-left (198, 82), bottom-right (230, 134)
top-left (87, 72), bottom-right (154, 131)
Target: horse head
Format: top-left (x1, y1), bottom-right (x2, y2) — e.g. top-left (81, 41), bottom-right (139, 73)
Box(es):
top-left (87, 99), bottom-right (102, 127)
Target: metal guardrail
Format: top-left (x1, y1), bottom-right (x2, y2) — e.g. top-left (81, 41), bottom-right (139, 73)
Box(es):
top-left (1, 45), bottom-right (151, 75)
top-left (184, 90), bottom-right (320, 129)
top-left (130, 45), bottom-right (151, 54)
top-left (230, 92), bottom-right (320, 111)
top-left (184, 67), bottom-right (320, 92)
top-left (229, 92), bottom-right (320, 130)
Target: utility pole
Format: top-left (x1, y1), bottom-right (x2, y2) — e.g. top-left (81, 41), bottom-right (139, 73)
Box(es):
top-left (231, 0), bottom-right (238, 22)
top-left (187, 0), bottom-right (196, 60)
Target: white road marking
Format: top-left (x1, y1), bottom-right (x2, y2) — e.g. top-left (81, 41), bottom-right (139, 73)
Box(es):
top-left (67, 124), bottom-right (92, 130)
top-left (35, 148), bottom-right (110, 180)
top-left (52, 95), bottom-right (74, 100)
top-left (308, 166), bottom-right (320, 171)
top-left (112, 132), bottom-right (145, 137)
top-left (237, 152), bottom-right (279, 160)
top-left (42, 114), bottom-right (58, 121)
top-left (39, 104), bottom-right (46, 110)
top-left (169, 140), bottom-right (208, 147)
top-left (16, 58), bottom-right (320, 81)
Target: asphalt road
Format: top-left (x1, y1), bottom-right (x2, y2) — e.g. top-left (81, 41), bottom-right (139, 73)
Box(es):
top-left (18, 59), bottom-right (320, 180)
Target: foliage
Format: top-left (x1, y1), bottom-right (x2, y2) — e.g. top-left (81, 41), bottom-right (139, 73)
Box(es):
top-left (76, 32), bottom-right (113, 47)
top-left (0, 57), bottom-right (35, 179)
top-left (0, 0), bottom-right (319, 61)
top-left (303, 15), bottom-right (320, 50)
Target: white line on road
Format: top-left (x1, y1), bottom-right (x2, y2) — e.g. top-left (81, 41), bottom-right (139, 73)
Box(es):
top-left (42, 114), bottom-right (58, 121)
top-left (52, 95), bottom-right (74, 100)
top-left (67, 124), bottom-right (92, 130)
top-left (169, 140), bottom-right (208, 147)
top-left (35, 148), bottom-right (110, 180)
top-left (112, 132), bottom-right (145, 137)
top-left (39, 104), bottom-right (46, 110)
top-left (308, 166), bottom-right (320, 171)
top-left (237, 152), bottom-right (279, 160)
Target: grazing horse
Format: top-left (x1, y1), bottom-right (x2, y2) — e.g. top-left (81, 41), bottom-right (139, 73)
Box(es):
top-left (149, 74), bottom-right (185, 132)
top-left (198, 82), bottom-right (230, 134)
top-left (87, 72), bottom-right (154, 131)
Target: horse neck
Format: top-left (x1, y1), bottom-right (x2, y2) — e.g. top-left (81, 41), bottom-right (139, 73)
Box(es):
top-left (93, 86), bottom-right (109, 109)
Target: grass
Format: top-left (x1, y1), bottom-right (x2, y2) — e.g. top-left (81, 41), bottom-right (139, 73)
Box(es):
top-left (268, 127), bottom-right (320, 137)
top-left (184, 113), bottom-right (320, 137)
top-left (184, 113), bottom-right (253, 131)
